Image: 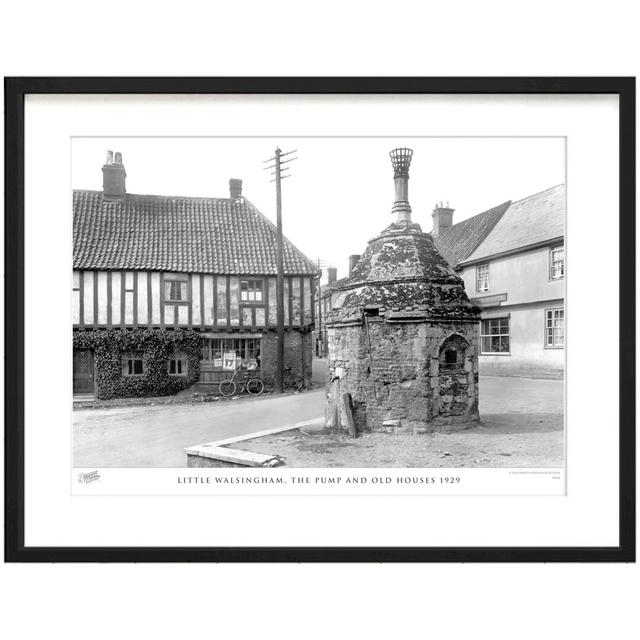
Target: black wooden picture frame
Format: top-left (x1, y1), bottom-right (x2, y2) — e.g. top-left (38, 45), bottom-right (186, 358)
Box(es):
top-left (4, 77), bottom-right (635, 562)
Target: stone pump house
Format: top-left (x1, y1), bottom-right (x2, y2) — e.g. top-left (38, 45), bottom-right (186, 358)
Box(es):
top-left (325, 148), bottom-right (481, 433)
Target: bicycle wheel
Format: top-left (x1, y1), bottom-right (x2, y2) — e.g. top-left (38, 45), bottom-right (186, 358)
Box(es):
top-left (246, 378), bottom-right (264, 396)
top-left (219, 380), bottom-right (236, 397)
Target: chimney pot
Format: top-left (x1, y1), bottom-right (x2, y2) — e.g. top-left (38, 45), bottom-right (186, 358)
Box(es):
top-left (431, 203), bottom-right (455, 237)
top-left (348, 254), bottom-right (361, 274)
top-left (229, 178), bottom-right (243, 199)
top-left (102, 150), bottom-right (126, 200)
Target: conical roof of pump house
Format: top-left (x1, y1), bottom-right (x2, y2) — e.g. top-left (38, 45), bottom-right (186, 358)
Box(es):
top-left (327, 147), bottom-right (480, 327)
top-left (327, 218), bottom-right (479, 326)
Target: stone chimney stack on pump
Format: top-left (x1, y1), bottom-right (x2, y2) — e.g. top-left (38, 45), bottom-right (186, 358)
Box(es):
top-left (431, 201), bottom-right (455, 237)
top-left (348, 254), bottom-right (361, 274)
top-left (102, 150), bottom-right (126, 200)
top-left (229, 178), bottom-right (243, 199)
top-left (327, 267), bottom-right (337, 284)
top-left (389, 147), bottom-right (413, 223)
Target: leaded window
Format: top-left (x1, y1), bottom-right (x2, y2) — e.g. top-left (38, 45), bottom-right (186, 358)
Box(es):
top-left (164, 279), bottom-right (187, 301)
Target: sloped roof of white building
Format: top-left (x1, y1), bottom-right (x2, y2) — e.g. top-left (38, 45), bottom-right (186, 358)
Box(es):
top-left (460, 184), bottom-right (565, 265)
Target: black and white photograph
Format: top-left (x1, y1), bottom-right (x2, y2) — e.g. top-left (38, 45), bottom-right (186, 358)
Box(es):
top-left (72, 136), bottom-right (565, 472)
top-left (7, 78), bottom-right (632, 563)
top-left (2, 2), bottom-right (638, 638)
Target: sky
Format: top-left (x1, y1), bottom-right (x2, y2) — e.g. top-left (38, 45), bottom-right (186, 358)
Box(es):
top-left (72, 137), bottom-right (565, 283)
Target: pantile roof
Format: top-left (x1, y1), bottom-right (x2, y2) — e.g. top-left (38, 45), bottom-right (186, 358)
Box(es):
top-left (73, 190), bottom-right (319, 276)
top-left (461, 184), bottom-right (565, 264)
top-left (433, 201), bottom-right (511, 268)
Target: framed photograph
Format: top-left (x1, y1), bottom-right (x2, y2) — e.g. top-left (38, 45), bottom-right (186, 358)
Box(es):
top-left (4, 77), bottom-right (635, 562)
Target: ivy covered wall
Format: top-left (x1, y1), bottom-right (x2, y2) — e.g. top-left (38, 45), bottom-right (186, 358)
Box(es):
top-left (73, 329), bottom-right (201, 399)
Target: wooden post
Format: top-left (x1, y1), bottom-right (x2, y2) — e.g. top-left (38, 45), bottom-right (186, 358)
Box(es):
top-left (342, 392), bottom-right (358, 438)
top-left (316, 262), bottom-right (323, 357)
top-left (275, 148), bottom-right (285, 393)
top-left (264, 147), bottom-right (297, 393)
top-left (328, 399), bottom-right (340, 434)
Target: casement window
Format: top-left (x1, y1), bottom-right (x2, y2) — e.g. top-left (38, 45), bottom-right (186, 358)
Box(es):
top-left (550, 246), bottom-right (565, 280)
top-left (122, 356), bottom-right (145, 376)
top-left (480, 317), bottom-right (510, 354)
top-left (545, 308), bottom-right (564, 347)
top-left (164, 277), bottom-right (188, 302)
top-left (476, 264), bottom-right (490, 292)
top-left (240, 278), bottom-right (263, 302)
top-left (201, 337), bottom-right (261, 370)
top-left (167, 357), bottom-right (188, 376)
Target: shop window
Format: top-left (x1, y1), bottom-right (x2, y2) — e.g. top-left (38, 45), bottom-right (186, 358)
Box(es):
top-left (201, 337), bottom-right (261, 371)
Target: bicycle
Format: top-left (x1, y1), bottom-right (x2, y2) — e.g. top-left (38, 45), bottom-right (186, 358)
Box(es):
top-left (284, 367), bottom-right (304, 391)
top-left (218, 369), bottom-right (265, 397)
top-left (261, 367), bottom-right (303, 392)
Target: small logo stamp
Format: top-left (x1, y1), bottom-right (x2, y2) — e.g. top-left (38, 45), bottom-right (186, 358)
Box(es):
top-left (77, 470), bottom-right (101, 484)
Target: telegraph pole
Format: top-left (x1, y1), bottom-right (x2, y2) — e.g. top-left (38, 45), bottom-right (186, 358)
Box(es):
top-left (264, 147), bottom-right (297, 393)
top-left (315, 258), bottom-right (329, 357)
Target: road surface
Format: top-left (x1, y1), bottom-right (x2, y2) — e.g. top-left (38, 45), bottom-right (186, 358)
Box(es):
top-left (74, 389), bottom-right (325, 467)
top-left (73, 375), bottom-right (563, 468)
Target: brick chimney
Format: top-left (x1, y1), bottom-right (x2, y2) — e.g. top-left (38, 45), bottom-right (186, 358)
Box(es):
top-left (431, 202), bottom-right (454, 237)
top-left (229, 178), bottom-right (243, 199)
top-left (102, 150), bottom-right (126, 200)
top-left (348, 254), bottom-right (361, 274)
top-left (327, 267), bottom-right (337, 284)
top-left (389, 148), bottom-right (413, 223)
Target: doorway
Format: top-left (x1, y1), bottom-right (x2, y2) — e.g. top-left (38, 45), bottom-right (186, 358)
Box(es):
top-left (73, 350), bottom-right (95, 394)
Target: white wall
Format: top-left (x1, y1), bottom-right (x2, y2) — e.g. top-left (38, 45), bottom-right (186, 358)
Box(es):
top-left (73, 270), bottom-right (314, 330)
top-left (461, 245), bottom-right (564, 306)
